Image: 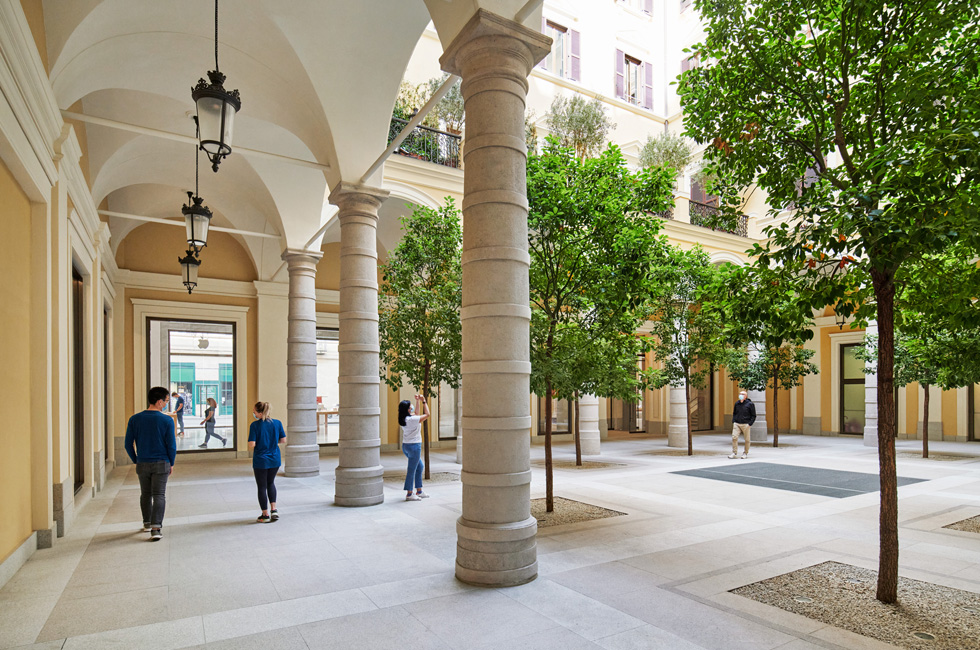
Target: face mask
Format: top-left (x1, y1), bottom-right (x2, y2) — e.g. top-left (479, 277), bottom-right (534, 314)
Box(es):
top-left (253, 413), bottom-right (260, 420)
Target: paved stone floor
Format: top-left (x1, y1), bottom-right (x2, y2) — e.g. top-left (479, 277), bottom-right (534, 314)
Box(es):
top-left (2, 433), bottom-right (979, 650)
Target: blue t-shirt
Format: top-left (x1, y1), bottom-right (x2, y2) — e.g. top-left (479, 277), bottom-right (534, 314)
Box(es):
top-left (124, 410), bottom-right (177, 465)
top-left (249, 418), bottom-right (285, 469)
top-left (175, 395), bottom-right (185, 412)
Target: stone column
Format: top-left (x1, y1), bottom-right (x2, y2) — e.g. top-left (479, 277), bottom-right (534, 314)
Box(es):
top-left (440, 10), bottom-right (551, 587)
top-left (748, 346), bottom-right (769, 442)
top-left (578, 394), bottom-right (601, 455)
top-left (667, 385), bottom-right (688, 447)
top-left (331, 183), bottom-right (388, 507)
top-left (281, 250), bottom-right (323, 478)
top-left (863, 320), bottom-right (879, 447)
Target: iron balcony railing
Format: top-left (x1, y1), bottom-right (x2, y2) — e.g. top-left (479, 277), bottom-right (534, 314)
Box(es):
top-left (688, 200), bottom-right (748, 237)
top-left (387, 117), bottom-right (461, 169)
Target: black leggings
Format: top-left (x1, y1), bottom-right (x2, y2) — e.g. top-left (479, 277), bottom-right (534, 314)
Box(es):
top-left (253, 467), bottom-right (279, 511)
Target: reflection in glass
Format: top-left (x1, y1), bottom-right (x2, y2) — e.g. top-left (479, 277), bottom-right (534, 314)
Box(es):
top-left (147, 320), bottom-right (235, 452)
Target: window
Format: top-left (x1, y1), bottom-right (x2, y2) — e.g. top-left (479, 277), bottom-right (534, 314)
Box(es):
top-left (538, 396), bottom-right (573, 435)
top-left (147, 319), bottom-right (237, 452)
top-left (541, 20), bottom-right (580, 81)
top-left (681, 51), bottom-right (700, 74)
top-left (840, 344), bottom-right (865, 434)
top-left (681, 0), bottom-right (693, 12)
top-left (315, 328), bottom-right (340, 445)
top-left (72, 268), bottom-right (85, 492)
top-left (438, 383), bottom-right (459, 440)
top-left (690, 179), bottom-right (719, 207)
top-left (615, 50), bottom-right (653, 109)
top-left (619, 0), bottom-right (654, 14)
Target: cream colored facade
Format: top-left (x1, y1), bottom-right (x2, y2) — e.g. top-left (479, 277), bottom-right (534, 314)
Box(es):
top-left (1, 0), bottom-right (976, 593)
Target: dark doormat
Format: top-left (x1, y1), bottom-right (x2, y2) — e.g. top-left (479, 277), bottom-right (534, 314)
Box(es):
top-left (671, 462), bottom-right (926, 498)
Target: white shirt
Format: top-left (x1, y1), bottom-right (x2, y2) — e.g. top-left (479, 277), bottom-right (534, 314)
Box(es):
top-left (401, 415), bottom-right (422, 444)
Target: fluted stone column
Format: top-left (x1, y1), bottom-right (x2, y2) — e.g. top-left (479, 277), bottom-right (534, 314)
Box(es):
top-left (282, 250), bottom-right (323, 478)
top-left (667, 385), bottom-right (688, 447)
top-left (441, 10), bottom-right (551, 588)
top-left (331, 183), bottom-right (388, 507)
top-left (863, 320), bottom-right (879, 447)
top-left (578, 394), bottom-right (601, 455)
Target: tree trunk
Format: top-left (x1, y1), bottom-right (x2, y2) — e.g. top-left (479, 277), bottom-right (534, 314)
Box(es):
top-left (574, 392), bottom-right (582, 466)
top-left (872, 268), bottom-right (899, 604)
top-left (545, 378), bottom-right (554, 512)
top-left (772, 367), bottom-right (779, 448)
top-left (422, 364), bottom-right (431, 480)
top-left (685, 371), bottom-right (693, 456)
top-left (922, 384), bottom-right (930, 459)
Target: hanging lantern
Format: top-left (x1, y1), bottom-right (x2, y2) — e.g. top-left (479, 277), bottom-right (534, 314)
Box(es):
top-left (178, 250), bottom-right (202, 294)
top-left (182, 191), bottom-right (212, 251)
top-left (191, 0), bottom-right (241, 172)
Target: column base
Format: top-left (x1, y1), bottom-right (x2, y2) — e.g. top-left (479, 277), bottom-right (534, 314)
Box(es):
top-left (283, 443), bottom-right (320, 478)
top-left (750, 421), bottom-right (769, 442)
top-left (334, 465), bottom-right (384, 507)
top-left (455, 516), bottom-right (538, 587)
top-left (667, 424), bottom-right (687, 447)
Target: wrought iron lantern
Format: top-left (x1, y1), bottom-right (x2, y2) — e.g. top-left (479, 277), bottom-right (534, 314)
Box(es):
top-left (191, 0), bottom-right (241, 172)
top-left (178, 249), bottom-right (202, 294)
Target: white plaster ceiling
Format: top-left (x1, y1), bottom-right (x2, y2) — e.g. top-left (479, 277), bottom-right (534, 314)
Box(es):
top-left (40, 0), bottom-right (541, 280)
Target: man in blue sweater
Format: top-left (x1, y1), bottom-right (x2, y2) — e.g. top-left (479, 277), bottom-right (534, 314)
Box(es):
top-left (125, 386), bottom-right (177, 541)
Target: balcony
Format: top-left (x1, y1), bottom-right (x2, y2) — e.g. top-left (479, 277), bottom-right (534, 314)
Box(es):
top-left (688, 200), bottom-right (748, 237)
top-left (387, 117), bottom-right (461, 169)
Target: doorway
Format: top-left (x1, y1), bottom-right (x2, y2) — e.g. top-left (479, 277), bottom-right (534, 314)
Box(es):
top-left (71, 268), bottom-right (85, 492)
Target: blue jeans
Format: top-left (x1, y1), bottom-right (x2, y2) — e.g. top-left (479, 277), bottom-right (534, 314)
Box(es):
top-left (175, 411), bottom-right (184, 432)
top-left (402, 443), bottom-right (423, 491)
top-left (136, 460), bottom-right (170, 528)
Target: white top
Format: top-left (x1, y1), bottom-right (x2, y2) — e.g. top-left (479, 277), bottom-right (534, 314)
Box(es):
top-left (401, 415), bottom-right (423, 444)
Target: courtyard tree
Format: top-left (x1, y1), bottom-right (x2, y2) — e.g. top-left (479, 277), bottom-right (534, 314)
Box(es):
top-left (545, 94), bottom-right (615, 160)
top-left (378, 199), bottom-right (462, 480)
top-left (639, 130), bottom-right (693, 184)
top-left (529, 136), bottom-right (673, 511)
top-left (721, 265), bottom-right (819, 447)
top-left (679, 0), bottom-right (980, 602)
top-left (645, 246), bottom-right (726, 456)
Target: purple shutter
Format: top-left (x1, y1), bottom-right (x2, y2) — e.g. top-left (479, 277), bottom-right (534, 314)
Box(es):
top-left (570, 30), bottom-right (581, 81)
top-left (614, 49), bottom-right (625, 99)
top-left (643, 60), bottom-right (653, 109)
top-left (537, 16), bottom-right (548, 69)
top-left (644, 0), bottom-right (653, 14)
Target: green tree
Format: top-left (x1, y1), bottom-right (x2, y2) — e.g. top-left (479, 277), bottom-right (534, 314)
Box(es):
top-left (545, 94), bottom-right (615, 160)
top-left (678, 0), bottom-right (980, 603)
top-left (378, 199), bottom-right (462, 479)
top-left (639, 131), bottom-right (692, 183)
top-left (720, 265), bottom-right (819, 447)
top-left (645, 246), bottom-right (726, 456)
top-left (529, 136), bottom-right (673, 511)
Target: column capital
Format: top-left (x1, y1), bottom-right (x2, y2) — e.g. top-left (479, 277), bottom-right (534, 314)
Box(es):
top-left (328, 182), bottom-right (390, 208)
top-left (440, 9), bottom-right (552, 76)
top-left (281, 249), bottom-right (323, 267)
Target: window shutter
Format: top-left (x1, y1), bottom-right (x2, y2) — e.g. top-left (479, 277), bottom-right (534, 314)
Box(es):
top-left (614, 49), bottom-right (625, 99)
top-left (537, 16), bottom-right (548, 70)
top-left (644, 0), bottom-right (653, 14)
top-left (643, 60), bottom-right (653, 109)
top-left (570, 30), bottom-right (581, 82)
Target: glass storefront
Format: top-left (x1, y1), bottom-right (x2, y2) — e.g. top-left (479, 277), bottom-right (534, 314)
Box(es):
top-left (147, 319), bottom-right (236, 452)
top-left (840, 344), bottom-right (865, 434)
top-left (315, 328), bottom-right (340, 445)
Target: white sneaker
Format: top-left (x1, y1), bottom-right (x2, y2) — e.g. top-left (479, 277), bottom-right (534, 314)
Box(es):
top-left (405, 494), bottom-right (422, 501)
top-left (728, 453), bottom-right (738, 459)
top-left (415, 491), bottom-right (429, 499)
top-left (741, 453), bottom-right (749, 459)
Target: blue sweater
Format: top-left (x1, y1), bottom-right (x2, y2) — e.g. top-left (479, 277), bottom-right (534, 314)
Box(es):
top-left (125, 410), bottom-right (177, 465)
top-left (249, 418), bottom-right (285, 469)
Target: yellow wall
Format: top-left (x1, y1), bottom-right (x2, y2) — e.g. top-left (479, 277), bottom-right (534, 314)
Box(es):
top-left (0, 159), bottom-right (35, 562)
top-left (116, 224), bottom-right (258, 281)
top-left (19, 0), bottom-right (47, 72)
top-left (316, 243), bottom-right (341, 291)
top-left (906, 382), bottom-right (919, 437)
top-left (819, 326), bottom-right (833, 431)
top-left (942, 389), bottom-right (957, 439)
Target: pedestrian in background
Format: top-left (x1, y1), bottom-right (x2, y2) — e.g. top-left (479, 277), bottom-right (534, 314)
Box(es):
top-left (248, 401), bottom-right (285, 522)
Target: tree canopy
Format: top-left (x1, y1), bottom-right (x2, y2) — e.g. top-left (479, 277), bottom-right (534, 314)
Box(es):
top-left (545, 94), bottom-right (616, 160)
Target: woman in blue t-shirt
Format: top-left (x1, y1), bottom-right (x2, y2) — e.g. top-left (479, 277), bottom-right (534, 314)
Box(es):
top-left (399, 394), bottom-right (429, 501)
top-left (248, 401), bottom-right (286, 523)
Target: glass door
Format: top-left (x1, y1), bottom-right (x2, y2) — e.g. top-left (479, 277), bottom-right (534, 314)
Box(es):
top-left (315, 328), bottom-right (340, 445)
top-left (840, 344), bottom-right (865, 435)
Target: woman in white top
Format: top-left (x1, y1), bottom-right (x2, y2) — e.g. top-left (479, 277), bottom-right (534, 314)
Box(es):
top-left (399, 394), bottom-right (429, 501)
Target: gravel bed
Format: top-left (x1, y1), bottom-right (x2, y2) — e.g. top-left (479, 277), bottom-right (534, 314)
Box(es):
top-left (531, 497), bottom-right (626, 528)
top-left (732, 561), bottom-right (980, 650)
top-left (532, 460), bottom-right (627, 470)
top-left (944, 515), bottom-right (980, 534)
top-left (383, 471), bottom-right (459, 485)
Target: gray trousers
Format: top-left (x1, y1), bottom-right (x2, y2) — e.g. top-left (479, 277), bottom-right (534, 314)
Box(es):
top-left (136, 461), bottom-right (170, 527)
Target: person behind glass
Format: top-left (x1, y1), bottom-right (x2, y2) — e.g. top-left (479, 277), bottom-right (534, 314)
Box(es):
top-left (399, 394), bottom-right (429, 501)
top-left (171, 391), bottom-right (185, 437)
top-left (248, 401), bottom-right (285, 522)
top-left (198, 397), bottom-right (226, 448)
top-left (124, 386), bottom-right (176, 541)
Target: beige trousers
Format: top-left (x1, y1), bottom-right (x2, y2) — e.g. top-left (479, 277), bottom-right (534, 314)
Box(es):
top-left (732, 422), bottom-right (751, 455)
